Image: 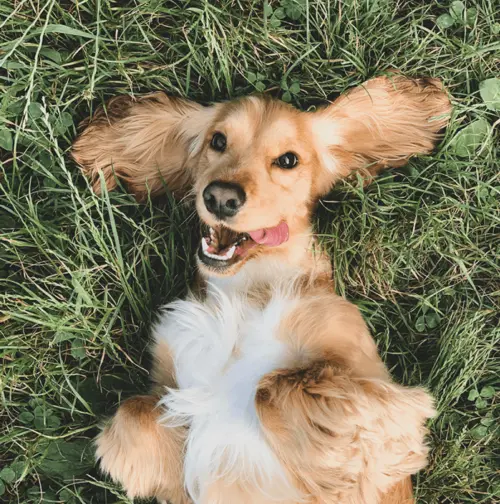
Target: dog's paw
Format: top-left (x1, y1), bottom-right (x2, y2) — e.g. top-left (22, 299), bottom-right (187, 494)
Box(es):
top-left (256, 361), bottom-right (343, 406)
top-left (96, 395), bottom-right (189, 504)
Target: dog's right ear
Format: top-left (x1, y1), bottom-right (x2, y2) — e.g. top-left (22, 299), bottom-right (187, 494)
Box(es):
top-left (72, 93), bottom-right (218, 200)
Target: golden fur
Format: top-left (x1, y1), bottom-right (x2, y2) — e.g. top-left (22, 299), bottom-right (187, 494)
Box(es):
top-left (95, 395), bottom-right (188, 502)
top-left (73, 73), bottom-right (451, 504)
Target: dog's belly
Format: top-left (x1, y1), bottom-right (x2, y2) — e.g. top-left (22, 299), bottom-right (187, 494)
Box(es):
top-left (154, 289), bottom-right (301, 503)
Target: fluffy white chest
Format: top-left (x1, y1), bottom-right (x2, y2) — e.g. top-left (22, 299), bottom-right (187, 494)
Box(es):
top-left (154, 288), bottom-right (298, 502)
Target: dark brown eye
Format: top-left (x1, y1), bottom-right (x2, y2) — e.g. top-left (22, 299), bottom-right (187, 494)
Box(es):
top-left (210, 132), bottom-right (227, 152)
top-left (275, 152), bottom-right (298, 169)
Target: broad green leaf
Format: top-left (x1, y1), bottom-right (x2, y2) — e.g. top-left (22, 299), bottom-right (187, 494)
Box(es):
top-left (437, 14), bottom-right (455, 29)
top-left (479, 78), bottom-right (500, 111)
top-left (274, 7), bottom-right (286, 20)
top-left (18, 411), bottom-right (34, 424)
top-left (263, 3), bottom-right (273, 16)
top-left (449, 118), bottom-right (489, 158)
top-left (285, 3), bottom-right (303, 20)
top-left (0, 129), bottom-right (13, 151)
top-left (415, 316), bottom-right (426, 332)
top-left (449, 1), bottom-right (465, 20)
top-left (465, 7), bottom-right (477, 26)
top-left (34, 417), bottom-right (47, 430)
top-left (10, 460), bottom-right (26, 478)
top-left (46, 415), bottom-right (61, 429)
top-left (59, 489), bottom-right (75, 503)
top-left (255, 81), bottom-right (266, 92)
top-left (480, 385), bottom-right (495, 398)
top-left (7, 99), bottom-right (24, 115)
top-left (425, 312), bottom-right (441, 329)
top-left (54, 331), bottom-right (76, 343)
top-left (247, 71), bottom-right (257, 84)
top-left (0, 468), bottom-right (16, 483)
top-left (467, 389), bottom-right (479, 401)
top-left (28, 102), bottom-right (43, 119)
top-left (0, 479), bottom-right (4, 496)
top-left (61, 111), bottom-right (74, 127)
top-left (475, 397), bottom-right (487, 409)
top-left (40, 489), bottom-right (58, 502)
top-left (27, 487), bottom-right (41, 498)
top-left (38, 440), bottom-right (94, 480)
top-left (480, 417), bottom-right (495, 427)
top-left (282, 91), bottom-right (292, 102)
top-left (34, 406), bottom-right (45, 418)
top-left (71, 338), bottom-right (87, 360)
top-left (29, 398), bottom-right (42, 408)
top-left (38, 151), bottom-right (53, 168)
top-left (270, 17), bottom-right (281, 28)
top-left (289, 81), bottom-right (301, 94)
top-left (470, 425), bottom-right (488, 439)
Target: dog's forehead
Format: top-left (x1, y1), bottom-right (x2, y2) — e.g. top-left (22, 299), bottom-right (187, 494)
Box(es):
top-left (217, 97), bottom-right (304, 149)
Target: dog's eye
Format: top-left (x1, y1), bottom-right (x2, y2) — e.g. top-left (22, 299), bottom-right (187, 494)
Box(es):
top-left (210, 132), bottom-right (227, 152)
top-left (275, 152), bottom-right (298, 169)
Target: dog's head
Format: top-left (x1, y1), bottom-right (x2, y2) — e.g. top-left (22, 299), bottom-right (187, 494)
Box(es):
top-left (192, 96), bottom-right (333, 277)
top-left (72, 74), bottom-right (450, 277)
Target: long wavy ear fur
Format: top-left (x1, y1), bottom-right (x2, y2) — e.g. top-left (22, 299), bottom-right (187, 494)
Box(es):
top-left (311, 73), bottom-right (452, 194)
top-left (72, 93), bottom-right (218, 200)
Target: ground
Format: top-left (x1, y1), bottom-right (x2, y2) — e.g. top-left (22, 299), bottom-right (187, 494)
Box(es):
top-left (0, 1), bottom-right (499, 503)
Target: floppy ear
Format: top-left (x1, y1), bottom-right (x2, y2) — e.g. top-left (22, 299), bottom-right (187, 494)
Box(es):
top-left (72, 93), bottom-right (218, 199)
top-left (311, 73), bottom-right (452, 194)
top-left (256, 363), bottom-right (435, 503)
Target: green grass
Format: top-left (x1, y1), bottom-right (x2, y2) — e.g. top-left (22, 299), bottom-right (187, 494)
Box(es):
top-left (1, 1), bottom-right (499, 503)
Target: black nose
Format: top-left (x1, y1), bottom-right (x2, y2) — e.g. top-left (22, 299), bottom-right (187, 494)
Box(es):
top-left (203, 181), bottom-right (246, 219)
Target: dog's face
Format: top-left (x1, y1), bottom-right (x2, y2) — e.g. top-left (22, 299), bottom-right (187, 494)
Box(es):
top-left (72, 74), bottom-right (451, 278)
top-left (192, 98), bottom-right (327, 276)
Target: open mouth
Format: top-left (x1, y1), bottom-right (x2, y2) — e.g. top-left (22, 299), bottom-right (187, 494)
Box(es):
top-left (197, 221), bottom-right (289, 271)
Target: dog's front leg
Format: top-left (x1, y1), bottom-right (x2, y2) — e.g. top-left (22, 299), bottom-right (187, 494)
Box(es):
top-left (96, 394), bottom-right (191, 504)
top-left (255, 362), bottom-right (434, 504)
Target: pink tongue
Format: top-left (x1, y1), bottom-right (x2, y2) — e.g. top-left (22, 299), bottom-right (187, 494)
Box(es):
top-left (248, 221), bottom-right (289, 246)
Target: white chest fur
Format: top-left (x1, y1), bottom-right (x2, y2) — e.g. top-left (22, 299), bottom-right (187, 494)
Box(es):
top-left (154, 286), bottom-right (300, 503)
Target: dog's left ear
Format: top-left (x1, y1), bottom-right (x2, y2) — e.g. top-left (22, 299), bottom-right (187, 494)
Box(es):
top-left (310, 73), bottom-right (452, 194)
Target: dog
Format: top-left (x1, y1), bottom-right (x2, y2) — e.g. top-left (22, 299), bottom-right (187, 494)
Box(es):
top-left (72, 73), bottom-right (451, 504)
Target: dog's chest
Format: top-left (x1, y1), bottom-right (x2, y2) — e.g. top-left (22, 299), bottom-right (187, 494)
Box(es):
top-left (154, 290), bottom-right (297, 501)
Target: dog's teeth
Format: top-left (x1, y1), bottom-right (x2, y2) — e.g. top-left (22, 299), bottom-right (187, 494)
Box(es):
top-left (201, 243), bottom-right (236, 262)
top-left (204, 252), bottom-right (229, 261)
top-left (225, 245), bottom-right (236, 259)
top-left (201, 237), bottom-right (209, 252)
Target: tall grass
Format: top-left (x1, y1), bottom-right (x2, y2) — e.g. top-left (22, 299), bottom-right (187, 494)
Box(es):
top-left (1, 1), bottom-right (498, 502)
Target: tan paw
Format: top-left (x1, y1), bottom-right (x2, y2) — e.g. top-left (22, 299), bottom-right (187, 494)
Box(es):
top-left (96, 395), bottom-right (189, 503)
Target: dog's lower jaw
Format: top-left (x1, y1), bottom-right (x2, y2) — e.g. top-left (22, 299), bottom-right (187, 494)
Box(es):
top-left (198, 227), bottom-right (330, 289)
